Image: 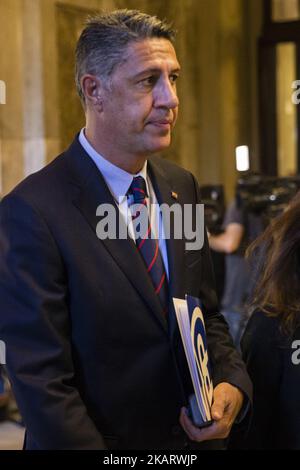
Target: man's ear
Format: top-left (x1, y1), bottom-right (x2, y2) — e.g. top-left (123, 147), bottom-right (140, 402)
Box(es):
top-left (81, 75), bottom-right (103, 110)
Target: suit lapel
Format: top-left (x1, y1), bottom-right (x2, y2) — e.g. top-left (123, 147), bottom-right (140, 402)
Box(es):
top-left (66, 138), bottom-right (168, 332)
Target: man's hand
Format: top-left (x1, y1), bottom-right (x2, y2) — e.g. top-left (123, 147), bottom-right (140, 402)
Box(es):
top-left (179, 382), bottom-right (243, 442)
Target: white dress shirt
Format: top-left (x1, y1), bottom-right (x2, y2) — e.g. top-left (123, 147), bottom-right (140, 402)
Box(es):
top-left (78, 129), bottom-right (169, 279)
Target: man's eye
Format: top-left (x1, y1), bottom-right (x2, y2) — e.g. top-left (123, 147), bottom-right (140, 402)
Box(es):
top-left (141, 76), bottom-right (156, 86)
top-left (170, 74), bottom-right (179, 84)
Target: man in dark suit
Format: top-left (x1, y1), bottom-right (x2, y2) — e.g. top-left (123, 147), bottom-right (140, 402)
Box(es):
top-left (0, 9), bottom-right (251, 449)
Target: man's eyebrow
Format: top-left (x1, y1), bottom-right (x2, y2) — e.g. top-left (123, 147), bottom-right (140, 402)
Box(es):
top-left (131, 67), bottom-right (181, 80)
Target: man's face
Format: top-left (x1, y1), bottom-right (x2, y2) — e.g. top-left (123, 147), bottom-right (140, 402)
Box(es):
top-left (100, 38), bottom-right (180, 159)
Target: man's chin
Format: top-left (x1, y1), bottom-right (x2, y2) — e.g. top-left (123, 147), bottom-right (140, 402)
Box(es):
top-left (147, 136), bottom-right (172, 153)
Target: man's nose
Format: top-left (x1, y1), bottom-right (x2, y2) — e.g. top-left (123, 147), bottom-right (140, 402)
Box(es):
top-left (154, 79), bottom-right (179, 109)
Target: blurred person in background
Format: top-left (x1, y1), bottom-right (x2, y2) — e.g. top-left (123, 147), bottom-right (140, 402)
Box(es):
top-left (208, 193), bottom-right (263, 347)
top-left (235, 191), bottom-right (300, 449)
top-left (0, 367), bottom-right (9, 421)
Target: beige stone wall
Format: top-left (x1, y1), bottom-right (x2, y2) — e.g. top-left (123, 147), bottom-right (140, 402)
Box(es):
top-left (0, 0), bottom-right (263, 199)
top-left (0, 0), bottom-right (24, 194)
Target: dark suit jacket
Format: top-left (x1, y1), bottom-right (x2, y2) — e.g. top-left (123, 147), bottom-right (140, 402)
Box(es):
top-left (232, 311), bottom-right (300, 449)
top-left (0, 136), bottom-right (252, 449)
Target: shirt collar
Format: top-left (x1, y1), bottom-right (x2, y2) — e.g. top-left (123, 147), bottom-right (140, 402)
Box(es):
top-left (79, 128), bottom-right (149, 204)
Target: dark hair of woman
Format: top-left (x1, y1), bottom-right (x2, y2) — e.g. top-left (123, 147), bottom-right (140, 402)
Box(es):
top-left (247, 190), bottom-right (300, 334)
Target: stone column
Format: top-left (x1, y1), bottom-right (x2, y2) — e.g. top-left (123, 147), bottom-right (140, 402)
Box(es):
top-left (218, 0), bottom-right (250, 201)
top-left (0, 0), bottom-right (24, 195)
top-left (22, 0), bottom-right (46, 178)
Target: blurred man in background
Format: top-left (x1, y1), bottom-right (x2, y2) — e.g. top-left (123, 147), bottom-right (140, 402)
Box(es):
top-left (208, 183), bottom-right (264, 346)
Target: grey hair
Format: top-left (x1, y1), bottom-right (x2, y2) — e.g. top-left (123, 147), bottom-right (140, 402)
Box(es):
top-left (75, 9), bottom-right (176, 103)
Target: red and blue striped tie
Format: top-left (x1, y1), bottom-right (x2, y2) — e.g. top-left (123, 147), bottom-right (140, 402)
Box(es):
top-left (129, 176), bottom-right (169, 316)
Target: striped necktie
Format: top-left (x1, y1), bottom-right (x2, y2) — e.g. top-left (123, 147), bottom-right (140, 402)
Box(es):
top-left (128, 176), bottom-right (168, 316)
